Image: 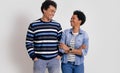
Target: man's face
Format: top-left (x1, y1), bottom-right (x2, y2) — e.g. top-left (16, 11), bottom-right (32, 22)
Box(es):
top-left (43, 5), bottom-right (56, 20)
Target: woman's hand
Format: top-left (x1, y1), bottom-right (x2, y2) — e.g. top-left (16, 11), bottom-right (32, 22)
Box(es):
top-left (59, 43), bottom-right (70, 53)
top-left (81, 44), bottom-right (86, 49)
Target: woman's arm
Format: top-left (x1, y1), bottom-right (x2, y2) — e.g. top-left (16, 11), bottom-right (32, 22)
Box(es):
top-left (70, 44), bottom-right (86, 55)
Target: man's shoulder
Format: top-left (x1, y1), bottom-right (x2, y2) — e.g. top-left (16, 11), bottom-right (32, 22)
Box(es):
top-left (29, 19), bottom-right (42, 27)
top-left (31, 19), bottom-right (41, 24)
top-left (51, 20), bottom-right (61, 25)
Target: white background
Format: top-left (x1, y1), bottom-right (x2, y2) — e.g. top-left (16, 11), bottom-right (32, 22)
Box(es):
top-left (0, 0), bottom-right (120, 73)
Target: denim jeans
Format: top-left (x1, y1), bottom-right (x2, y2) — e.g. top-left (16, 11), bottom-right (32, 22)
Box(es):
top-left (34, 58), bottom-right (60, 73)
top-left (61, 62), bottom-right (84, 73)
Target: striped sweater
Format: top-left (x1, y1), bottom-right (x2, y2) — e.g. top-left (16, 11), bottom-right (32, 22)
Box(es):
top-left (26, 19), bottom-right (62, 60)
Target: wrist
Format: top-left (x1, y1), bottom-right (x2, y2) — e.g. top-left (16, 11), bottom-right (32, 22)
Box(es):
top-left (69, 48), bottom-right (72, 53)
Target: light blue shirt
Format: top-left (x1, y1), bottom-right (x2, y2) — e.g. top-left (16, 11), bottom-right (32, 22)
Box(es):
top-left (60, 28), bottom-right (89, 65)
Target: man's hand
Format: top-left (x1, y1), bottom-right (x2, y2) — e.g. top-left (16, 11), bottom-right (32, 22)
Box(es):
top-left (34, 57), bottom-right (38, 61)
top-left (56, 55), bottom-right (61, 60)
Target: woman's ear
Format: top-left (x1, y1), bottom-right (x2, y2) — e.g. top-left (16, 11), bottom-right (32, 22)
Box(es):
top-left (79, 20), bottom-right (82, 26)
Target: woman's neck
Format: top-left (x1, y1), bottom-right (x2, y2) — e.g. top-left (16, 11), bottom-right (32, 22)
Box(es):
top-left (72, 27), bottom-right (80, 33)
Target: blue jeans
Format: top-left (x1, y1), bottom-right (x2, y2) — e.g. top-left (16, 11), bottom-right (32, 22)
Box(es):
top-left (61, 62), bottom-right (84, 73)
top-left (34, 58), bottom-right (60, 73)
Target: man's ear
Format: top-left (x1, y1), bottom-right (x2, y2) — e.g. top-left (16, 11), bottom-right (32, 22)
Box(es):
top-left (43, 9), bottom-right (46, 14)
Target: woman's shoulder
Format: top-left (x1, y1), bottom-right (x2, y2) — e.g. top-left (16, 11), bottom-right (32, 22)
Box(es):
top-left (63, 28), bottom-right (71, 33)
top-left (64, 28), bottom-right (72, 31)
top-left (80, 29), bottom-right (89, 38)
top-left (80, 29), bottom-right (87, 34)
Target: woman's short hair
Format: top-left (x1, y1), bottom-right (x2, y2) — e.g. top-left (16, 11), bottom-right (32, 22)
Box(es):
top-left (73, 10), bottom-right (86, 26)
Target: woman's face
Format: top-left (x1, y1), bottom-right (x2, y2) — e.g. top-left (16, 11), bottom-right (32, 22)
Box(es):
top-left (70, 15), bottom-right (81, 27)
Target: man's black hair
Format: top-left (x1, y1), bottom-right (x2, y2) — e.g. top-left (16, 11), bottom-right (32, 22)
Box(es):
top-left (41, 0), bottom-right (57, 13)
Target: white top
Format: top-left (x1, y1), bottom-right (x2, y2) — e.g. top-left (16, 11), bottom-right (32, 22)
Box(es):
top-left (67, 32), bottom-right (78, 62)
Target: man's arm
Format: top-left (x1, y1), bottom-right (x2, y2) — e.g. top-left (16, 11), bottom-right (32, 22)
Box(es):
top-left (57, 24), bottom-right (63, 58)
top-left (26, 24), bottom-right (36, 60)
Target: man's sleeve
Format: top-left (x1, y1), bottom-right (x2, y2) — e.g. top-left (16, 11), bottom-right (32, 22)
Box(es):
top-left (26, 24), bottom-right (36, 60)
top-left (58, 30), bottom-right (66, 55)
top-left (57, 24), bottom-right (64, 56)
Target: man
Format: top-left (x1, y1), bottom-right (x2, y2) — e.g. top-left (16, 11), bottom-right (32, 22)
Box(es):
top-left (26, 0), bottom-right (62, 73)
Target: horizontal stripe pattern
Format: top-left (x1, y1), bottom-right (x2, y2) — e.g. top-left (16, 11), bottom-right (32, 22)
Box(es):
top-left (35, 50), bottom-right (58, 54)
top-left (26, 19), bottom-right (62, 60)
top-left (34, 40), bottom-right (58, 43)
top-left (34, 29), bottom-right (57, 33)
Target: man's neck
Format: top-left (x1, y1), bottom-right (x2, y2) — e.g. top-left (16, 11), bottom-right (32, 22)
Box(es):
top-left (41, 16), bottom-right (51, 22)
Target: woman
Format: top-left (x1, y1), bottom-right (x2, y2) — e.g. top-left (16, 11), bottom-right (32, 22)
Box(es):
top-left (60, 10), bottom-right (89, 73)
